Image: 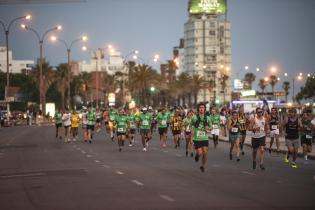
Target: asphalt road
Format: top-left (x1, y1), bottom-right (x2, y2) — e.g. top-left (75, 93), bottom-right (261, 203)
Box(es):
top-left (0, 125), bottom-right (314, 210)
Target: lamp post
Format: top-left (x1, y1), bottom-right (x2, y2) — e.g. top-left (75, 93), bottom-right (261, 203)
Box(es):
top-left (0, 14), bottom-right (31, 116)
top-left (51, 35), bottom-right (87, 109)
top-left (21, 24), bottom-right (62, 115)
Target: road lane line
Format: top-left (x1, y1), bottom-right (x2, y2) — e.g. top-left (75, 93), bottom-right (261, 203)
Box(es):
top-left (115, 170), bottom-right (124, 175)
top-left (81, 151), bottom-right (86, 154)
top-left (163, 150), bottom-right (168, 153)
top-left (241, 171), bottom-right (256, 176)
top-left (0, 172), bottom-right (45, 179)
top-left (102, 165), bottom-right (110, 168)
top-left (160, 195), bottom-right (175, 202)
top-left (77, 148), bottom-right (81, 151)
top-left (86, 155), bottom-right (92, 158)
top-left (94, 160), bottom-right (100, 163)
top-left (212, 164), bottom-right (220, 168)
top-left (131, 180), bottom-right (144, 186)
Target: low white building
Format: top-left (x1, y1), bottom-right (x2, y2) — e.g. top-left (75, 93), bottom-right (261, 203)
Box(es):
top-left (0, 47), bottom-right (34, 74)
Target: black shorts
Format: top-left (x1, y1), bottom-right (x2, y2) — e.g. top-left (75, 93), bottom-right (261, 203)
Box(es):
top-left (129, 129), bottom-right (136, 134)
top-left (240, 130), bottom-right (246, 136)
top-left (87, 124), bottom-right (95, 131)
top-left (251, 136), bottom-right (266, 149)
top-left (117, 132), bottom-right (126, 137)
top-left (158, 127), bottom-right (167, 135)
top-left (185, 131), bottom-right (191, 136)
top-left (172, 130), bottom-right (181, 135)
top-left (64, 125), bottom-right (71, 129)
top-left (55, 123), bottom-right (62, 128)
top-left (301, 135), bottom-right (313, 146)
top-left (140, 129), bottom-right (150, 135)
top-left (96, 119), bottom-right (101, 123)
top-left (193, 140), bottom-right (209, 149)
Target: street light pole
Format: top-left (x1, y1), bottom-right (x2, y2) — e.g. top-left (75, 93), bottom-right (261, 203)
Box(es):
top-left (0, 15), bottom-right (31, 117)
top-left (21, 24), bottom-right (62, 116)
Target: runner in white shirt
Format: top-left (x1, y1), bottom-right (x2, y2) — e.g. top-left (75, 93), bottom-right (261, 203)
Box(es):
top-left (62, 110), bottom-right (72, 143)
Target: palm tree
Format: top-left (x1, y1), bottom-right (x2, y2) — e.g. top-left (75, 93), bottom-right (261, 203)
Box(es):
top-left (176, 72), bottom-right (191, 106)
top-left (269, 75), bottom-right (278, 95)
top-left (189, 74), bottom-right (204, 107)
top-left (77, 72), bottom-right (91, 103)
top-left (259, 79), bottom-right (268, 95)
top-left (282, 81), bottom-right (290, 102)
top-left (243, 73), bottom-right (256, 89)
top-left (54, 63), bottom-right (68, 110)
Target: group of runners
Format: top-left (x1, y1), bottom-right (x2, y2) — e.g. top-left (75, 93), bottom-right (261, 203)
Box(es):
top-left (54, 103), bottom-right (315, 172)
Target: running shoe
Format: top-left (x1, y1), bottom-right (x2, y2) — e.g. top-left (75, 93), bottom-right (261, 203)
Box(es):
top-left (142, 147), bottom-right (147, 152)
top-left (200, 166), bottom-right (205, 173)
top-left (291, 162), bottom-right (298, 168)
top-left (269, 148), bottom-right (272, 154)
top-left (119, 148), bottom-right (122, 152)
top-left (260, 164), bottom-right (265, 170)
top-left (241, 151), bottom-right (245, 155)
top-left (186, 151), bottom-right (188, 157)
top-left (129, 144), bottom-right (133, 147)
top-left (195, 154), bottom-right (200, 162)
top-left (253, 161), bottom-right (257, 169)
top-left (190, 152), bottom-right (194, 157)
top-left (236, 158), bottom-right (240, 162)
top-left (89, 140), bottom-right (92, 144)
top-left (283, 155), bottom-right (289, 163)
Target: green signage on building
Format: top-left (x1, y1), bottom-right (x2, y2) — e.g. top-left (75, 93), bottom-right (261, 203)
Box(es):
top-left (189, 0), bottom-right (227, 14)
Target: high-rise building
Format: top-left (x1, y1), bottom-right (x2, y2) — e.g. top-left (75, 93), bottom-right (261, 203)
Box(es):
top-left (184, 0), bottom-right (231, 104)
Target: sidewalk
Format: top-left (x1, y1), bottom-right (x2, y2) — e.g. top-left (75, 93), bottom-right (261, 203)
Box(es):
top-left (219, 134), bottom-right (315, 160)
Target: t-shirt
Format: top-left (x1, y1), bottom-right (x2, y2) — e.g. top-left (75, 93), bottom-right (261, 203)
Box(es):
top-left (71, 113), bottom-right (80, 127)
top-left (54, 113), bottom-right (62, 124)
top-left (183, 117), bottom-right (192, 132)
top-left (209, 114), bottom-right (220, 129)
top-left (128, 113), bottom-right (137, 129)
top-left (86, 112), bottom-right (96, 126)
top-left (62, 113), bottom-right (71, 127)
top-left (139, 113), bottom-right (151, 129)
top-left (115, 115), bottom-right (129, 133)
top-left (171, 116), bottom-right (182, 131)
top-left (109, 109), bottom-right (118, 122)
top-left (191, 115), bottom-right (208, 141)
top-left (157, 112), bottom-right (168, 128)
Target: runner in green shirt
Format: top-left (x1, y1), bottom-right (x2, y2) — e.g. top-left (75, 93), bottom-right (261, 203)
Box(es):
top-left (183, 110), bottom-right (194, 157)
top-left (86, 106), bottom-right (96, 144)
top-left (139, 107), bottom-right (152, 151)
top-left (227, 111), bottom-right (241, 162)
top-left (191, 103), bottom-right (210, 173)
top-left (157, 107), bottom-right (169, 148)
top-left (209, 107), bottom-right (220, 148)
top-left (54, 109), bottom-right (63, 140)
top-left (109, 107), bottom-right (118, 141)
top-left (126, 109), bottom-right (136, 146)
top-left (114, 109), bottom-right (129, 152)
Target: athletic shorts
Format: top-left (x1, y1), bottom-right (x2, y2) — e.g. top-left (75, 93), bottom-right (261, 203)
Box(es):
top-left (158, 127), bottom-right (167, 135)
top-left (104, 121), bottom-right (109, 125)
top-left (251, 136), bottom-right (266, 149)
top-left (82, 124), bottom-right (87, 129)
top-left (185, 131), bottom-right (192, 136)
top-left (129, 129), bottom-right (136, 134)
top-left (117, 132), bottom-right (126, 137)
top-left (211, 128), bottom-right (220, 136)
top-left (301, 135), bottom-right (313, 146)
top-left (140, 129), bottom-right (150, 135)
top-left (87, 124), bottom-right (95, 131)
top-left (229, 133), bottom-right (239, 142)
top-left (96, 118), bottom-right (101, 123)
top-left (270, 129), bottom-right (280, 138)
top-left (193, 140), bottom-right (209, 149)
top-left (285, 138), bottom-right (300, 149)
top-left (172, 130), bottom-right (181, 135)
top-left (239, 130), bottom-right (246, 136)
top-left (55, 123), bottom-right (62, 128)
top-left (64, 125), bottom-right (71, 129)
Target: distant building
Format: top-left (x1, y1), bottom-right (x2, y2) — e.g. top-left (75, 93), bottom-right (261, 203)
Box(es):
top-left (173, 38), bottom-right (185, 76)
top-left (0, 47), bottom-right (34, 74)
top-left (184, 0), bottom-right (232, 104)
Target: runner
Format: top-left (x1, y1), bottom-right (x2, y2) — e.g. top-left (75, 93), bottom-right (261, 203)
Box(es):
top-left (170, 109), bottom-right (183, 148)
top-left (300, 110), bottom-right (313, 164)
top-left (125, 109), bottom-right (135, 146)
top-left (95, 108), bottom-right (102, 133)
top-left (238, 107), bottom-right (248, 155)
top-left (220, 109), bottom-right (227, 137)
top-left (139, 107), bottom-right (152, 151)
top-left (209, 107), bottom-right (220, 148)
top-left (54, 109), bottom-right (63, 140)
top-left (81, 107), bottom-right (88, 142)
top-left (268, 107), bottom-right (280, 153)
top-left (191, 103), bottom-right (210, 173)
top-left (227, 111), bottom-right (241, 162)
top-left (86, 106), bottom-right (96, 144)
top-left (249, 107), bottom-right (269, 170)
top-left (62, 109), bottom-right (72, 143)
top-left (71, 110), bottom-right (80, 141)
top-left (108, 107), bottom-right (118, 141)
top-left (114, 109), bottom-right (129, 152)
top-left (157, 107), bottom-right (168, 148)
top-left (183, 110), bottom-right (194, 157)
top-left (103, 108), bottom-right (110, 134)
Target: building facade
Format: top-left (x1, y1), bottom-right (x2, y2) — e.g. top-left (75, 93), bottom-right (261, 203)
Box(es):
top-left (0, 47), bottom-right (34, 74)
top-left (184, 0), bottom-right (232, 105)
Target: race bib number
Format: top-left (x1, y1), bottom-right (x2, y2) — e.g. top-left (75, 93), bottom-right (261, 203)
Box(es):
top-left (212, 124), bottom-right (218, 129)
top-left (186, 126), bottom-right (190, 132)
top-left (161, 120), bottom-right (166, 125)
top-left (174, 122), bottom-right (178, 127)
top-left (110, 116), bottom-right (115, 121)
top-left (118, 128), bottom-right (124, 132)
top-left (231, 127), bottom-right (239, 133)
top-left (271, 125), bottom-right (278, 130)
top-left (142, 120), bottom-right (149, 126)
top-left (306, 135), bottom-right (312, 139)
top-left (197, 131), bottom-right (206, 137)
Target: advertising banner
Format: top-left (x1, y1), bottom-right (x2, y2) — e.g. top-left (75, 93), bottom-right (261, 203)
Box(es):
top-left (189, 0), bottom-right (227, 14)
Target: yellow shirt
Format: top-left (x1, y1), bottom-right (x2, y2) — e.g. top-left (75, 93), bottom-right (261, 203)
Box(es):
top-left (71, 114), bottom-right (80, 127)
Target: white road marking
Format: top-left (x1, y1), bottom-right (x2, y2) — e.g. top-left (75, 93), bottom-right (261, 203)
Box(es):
top-left (86, 155), bottom-right (92, 158)
top-left (115, 170), bottom-right (124, 175)
top-left (131, 180), bottom-right (144, 186)
top-left (176, 154), bottom-right (183, 157)
top-left (0, 172), bottom-right (45, 179)
top-left (81, 151), bottom-right (86, 154)
top-left (241, 171), bottom-right (256, 176)
top-left (102, 165), bottom-right (110, 168)
top-left (94, 160), bottom-right (100, 163)
top-left (160, 195), bottom-right (175, 202)
top-left (212, 164), bottom-right (220, 168)
top-left (77, 148), bottom-right (81, 151)
top-left (163, 150), bottom-right (168, 153)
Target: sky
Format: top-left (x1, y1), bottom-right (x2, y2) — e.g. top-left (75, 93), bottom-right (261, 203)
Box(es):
top-left (0, 0), bottom-right (315, 101)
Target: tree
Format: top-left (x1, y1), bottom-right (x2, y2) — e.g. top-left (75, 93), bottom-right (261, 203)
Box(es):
top-left (269, 75), bottom-right (278, 95)
top-left (243, 73), bottom-right (256, 89)
top-left (282, 81), bottom-right (290, 102)
top-left (189, 74), bottom-right (204, 107)
top-left (54, 63), bottom-right (68, 110)
top-left (296, 75), bottom-right (315, 102)
top-left (259, 79), bottom-right (268, 94)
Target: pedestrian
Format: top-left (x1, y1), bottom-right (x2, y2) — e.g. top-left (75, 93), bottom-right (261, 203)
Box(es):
top-left (71, 110), bottom-right (80, 141)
